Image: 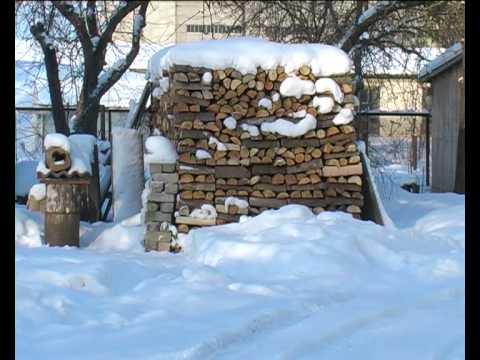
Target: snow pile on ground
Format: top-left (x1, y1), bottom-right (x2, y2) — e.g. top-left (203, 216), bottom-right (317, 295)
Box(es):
top-left (28, 183), bottom-right (46, 201)
top-left (148, 37), bottom-right (352, 82)
top-left (261, 113), bottom-right (317, 137)
top-left (15, 160), bottom-right (39, 198)
top-left (15, 206), bottom-right (43, 248)
top-left (144, 135), bottom-right (178, 164)
top-left (87, 213), bottom-right (145, 253)
top-left (15, 185), bottom-right (464, 359)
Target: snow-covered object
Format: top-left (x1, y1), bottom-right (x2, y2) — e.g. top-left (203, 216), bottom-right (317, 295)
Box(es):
top-left (44, 133), bottom-right (70, 153)
top-left (333, 108), bottom-right (354, 125)
top-left (357, 140), bottom-right (395, 229)
top-left (15, 160), bottom-right (38, 197)
top-left (152, 78), bottom-right (170, 99)
top-left (112, 128), bottom-right (144, 223)
top-left (292, 110), bottom-right (306, 118)
top-left (271, 92), bottom-right (280, 102)
top-left (99, 164), bottom-right (112, 201)
top-left (29, 184), bottom-right (46, 201)
top-left (224, 197), bottom-right (249, 213)
top-left (201, 71), bottom-right (212, 85)
top-left (258, 97), bottom-right (272, 109)
top-left (240, 124), bottom-right (260, 137)
top-left (223, 116), bottom-right (237, 130)
top-left (15, 188), bottom-right (465, 359)
top-left (315, 78), bottom-right (344, 103)
top-left (89, 213), bottom-right (144, 252)
top-left (15, 206), bottom-right (42, 247)
top-left (190, 204), bottom-right (217, 220)
top-left (195, 149), bottom-right (212, 160)
top-left (37, 133), bottom-right (95, 177)
top-left (148, 37), bottom-right (352, 82)
top-left (312, 96), bottom-right (335, 114)
top-left (144, 136), bottom-right (178, 164)
top-left (208, 137), bottom-right (227, 151)
top-left (279, 75), bottom-right (315, 99)
top-left (261, 114), bottom-right (317, 137)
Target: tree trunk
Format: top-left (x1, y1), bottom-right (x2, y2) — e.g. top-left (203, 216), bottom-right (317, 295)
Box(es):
top-left (74, 94), bottom-right (99, 135)
top-left (30, 22), bottom-right (69, 136)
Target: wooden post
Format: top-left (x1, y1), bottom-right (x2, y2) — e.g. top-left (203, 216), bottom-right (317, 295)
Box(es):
top-left (425, 115), bottom-right (430, 187)
top-left (43, 179), bottom-right (88, 247)
top-left (108, 110), bottom-right (112, 144)
top-left (100, 105), bottom-right (106, 140)
top-left (454, 40), bottom-right (465, 193)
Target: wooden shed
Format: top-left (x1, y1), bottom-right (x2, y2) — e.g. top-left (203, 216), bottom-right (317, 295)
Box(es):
top-left (418, 42), bottom-right (464, 193)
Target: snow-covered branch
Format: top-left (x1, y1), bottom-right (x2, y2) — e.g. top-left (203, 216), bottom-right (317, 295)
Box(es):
top-left (338, 1), bottom-right (425, 52)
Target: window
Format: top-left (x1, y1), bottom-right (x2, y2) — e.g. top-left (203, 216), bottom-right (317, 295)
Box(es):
top-left (359, 85), bottom-right (381, 136)
top-left (186, 23), bottom-right (244, 34)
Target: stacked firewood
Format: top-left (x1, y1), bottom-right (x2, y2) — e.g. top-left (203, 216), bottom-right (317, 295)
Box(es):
top-left (153, 64), bottom-right (363, 233)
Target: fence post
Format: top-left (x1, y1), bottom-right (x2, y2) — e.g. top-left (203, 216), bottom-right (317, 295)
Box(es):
top-left (365, 114), bottom-right (369, 157)
top-left (100, 105), bottom-right (106, 140)
top-left (425, 115), bottom-right (430, 187)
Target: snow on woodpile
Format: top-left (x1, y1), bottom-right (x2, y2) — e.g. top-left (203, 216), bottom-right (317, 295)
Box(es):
top-left (147, 37), bottom-right (352, 82)
top-left (144, 135), bottom-right (178, 165)
top-left (146, 37), bottom-right (363, 235)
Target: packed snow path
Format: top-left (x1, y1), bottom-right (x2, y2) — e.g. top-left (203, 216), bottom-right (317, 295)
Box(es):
top-left (15, 187), bottom-right (464, 359)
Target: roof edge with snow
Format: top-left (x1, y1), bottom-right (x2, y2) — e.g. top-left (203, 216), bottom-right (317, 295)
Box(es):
top-left (418, 42), bottom-right (463, 81)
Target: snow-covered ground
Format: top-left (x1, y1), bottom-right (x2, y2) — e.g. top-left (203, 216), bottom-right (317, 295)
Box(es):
top-left (15, 169), bottom-right (464, 359)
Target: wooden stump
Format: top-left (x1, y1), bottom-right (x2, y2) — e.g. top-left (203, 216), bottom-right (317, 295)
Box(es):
top-left (43, 179), bottom-right (87, 247)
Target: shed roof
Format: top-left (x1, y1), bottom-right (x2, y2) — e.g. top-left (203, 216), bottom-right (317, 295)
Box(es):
top-left (418, 42), bottom-right (463, 81)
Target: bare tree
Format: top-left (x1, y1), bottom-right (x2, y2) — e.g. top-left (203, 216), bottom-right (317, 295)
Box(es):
top-left (16, 1), bottom-right (150, 136)
top-left (206, 1), bottom-right (464, 92)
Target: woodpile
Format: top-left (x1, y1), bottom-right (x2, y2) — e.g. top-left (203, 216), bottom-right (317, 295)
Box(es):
top-left (150, 63), bottom-right (363, 234)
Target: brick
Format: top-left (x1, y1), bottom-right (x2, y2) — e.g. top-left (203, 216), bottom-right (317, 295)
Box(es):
top-left (145, 211), bottom-right (173, 223)
top-left (160, 202), bottom-right (175, 213)
top-left (150, 181), bottom-right (164, 192)
top-left (152, 173), bottom-right (178, 183)
top-left (147, 193), bottom-right (175, 202)
top-left (164, 183), bottom-right (179, 194)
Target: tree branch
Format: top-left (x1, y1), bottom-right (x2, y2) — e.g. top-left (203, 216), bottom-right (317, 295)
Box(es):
top-left (338, 1), bottom-right (425, 52)
top-left (30, 22), bottom-right (69, 135)
top-left (93, 2), bottom-right (148, 99)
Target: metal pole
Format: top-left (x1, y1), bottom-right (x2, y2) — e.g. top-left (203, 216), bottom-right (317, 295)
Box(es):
top-left (425, 115), bottom-right (430, 187)
top-left (365, 114), bottom-right (369, 157)
top-left (108, 110), bottom-right (112, 144)
top-left (100, 105), bottom-right (106, 140)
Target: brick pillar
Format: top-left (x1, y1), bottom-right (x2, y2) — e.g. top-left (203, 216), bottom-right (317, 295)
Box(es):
top-left (144, 162), bottom-right (178, 251)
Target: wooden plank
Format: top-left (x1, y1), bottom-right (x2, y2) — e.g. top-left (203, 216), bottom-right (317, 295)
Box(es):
top-left (172, 112), bottom-right (216, 122)
top-left (175, 216), bottom-right (216, 226)
top-left (174, 95), bottom-right (211, 107)
top-left (280, 138), bottom-right (320, 148)
top-left (215, 166), bottom-right (251, 178)
top-left (249, 197), bottom-right (287, 208)
top-left (251, 164), bottom-right (286, 175)
top-left (242, 139), bottom-right (280, 149)
top-left (322, 164), bottom-right (363, 177)
top-left (286, 159), bottom-right (323, 174)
